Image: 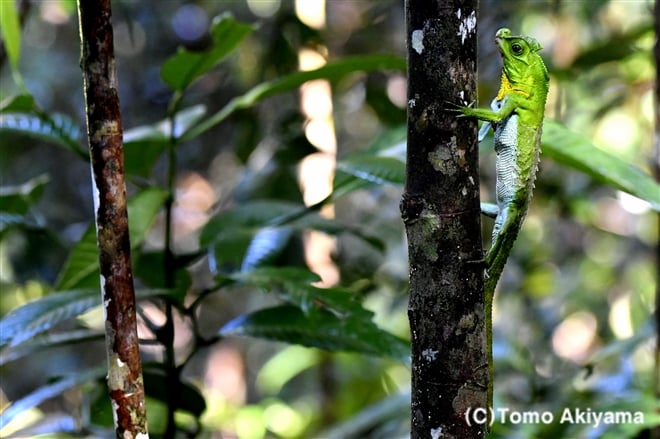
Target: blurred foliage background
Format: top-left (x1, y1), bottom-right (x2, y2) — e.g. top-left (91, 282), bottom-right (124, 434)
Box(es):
top-left (0, 0), bottom-right (658, 438)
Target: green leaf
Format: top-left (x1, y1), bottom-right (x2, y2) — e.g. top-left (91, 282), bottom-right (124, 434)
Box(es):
top-left (332, 156), bottom-right (405, 202)
top-left (227, 267), bottom-right (370, 317)
top-left (0, 367), bottom-right (106, 430)
top-left (0, 174), bottom-right (49, 215)
top-left (200, 200), bottom-right (302, 271)
top-left (208, 228), bottom-right (260, 271)
top-left (0, 94), bottom-right (35, 113)
top-left (0, 288), bottom-right (168, 352)
top-left (290, 213), bottom-right (385, 252)
top-left (202, 200), bottom-right (383, 273)
top-left (124, 105), bottom-right (207, 176)
top-left (126, 188), bottom-right (169, 242)
top-left (336, 156), bottom-right (405, 186)
top-left (285, 284), bottom-right (374, 318)
top-left (123, 139), bottom-right (170, 178)
top-left (0, 112), bottom-right (83, 157)
top-left (228, 266), bottom-right (322, 286)
top-left (362, 124), bottom-right (407, 158)
top-left (0, 329), bottom-right (103, 366)
top-left (240, 226), bottom-right (293, 271)
top-left (0, 289), bottom-right (99, 348)
top-left (182, 54), bottom-right (406, 141)
top-left (542, 120), bottom-right (660, 211)
top-left (56, 188), bottom-right (168, 290)
top-left (161, 13), bottom-right (255, 91)
top-left (0, 0), bottom-right (24, 89)
top-left (54, 225), bottom-right (99, 290)
top-left (0, 213), bottom-right (37, 237)
top-left (331, 126), bottom-right (406, 200)
top-left (202, 199), bottom-right (385, 273)
top-left (200, 200), bottom-right (304, 247)
top-left (220, 305), bottom-right (410, 362)
top-left (210, 226), bottom-right (295, 273)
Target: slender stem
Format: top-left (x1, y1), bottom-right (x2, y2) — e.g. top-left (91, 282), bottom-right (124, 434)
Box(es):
top-left (162, 301), bottom-right (177, 439)
top-left (164, 90), bottom-right (183, 288)
top-left (161, 90), bottom-right (183, 439)
top-left (77, 0), bottom-right (148, 436)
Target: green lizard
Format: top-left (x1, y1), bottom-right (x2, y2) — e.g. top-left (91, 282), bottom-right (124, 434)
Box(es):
top-left (457, 28), bottom-right (549, 409)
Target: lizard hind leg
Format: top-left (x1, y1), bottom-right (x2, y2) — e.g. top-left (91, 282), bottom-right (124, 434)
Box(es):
top-left (485, 200), bottom-right (523, 271)
top-left (485, 203), bottom-right (512, 267)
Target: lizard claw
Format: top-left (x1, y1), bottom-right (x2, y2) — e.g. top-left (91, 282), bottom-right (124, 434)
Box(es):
top-left (445, 100), bottom-right (475, 117)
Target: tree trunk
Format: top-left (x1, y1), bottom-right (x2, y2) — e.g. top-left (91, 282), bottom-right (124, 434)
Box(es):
top-left (77, 1), bottom-right (149, 437)
top-left (402, 1), bottom-right (487, 437)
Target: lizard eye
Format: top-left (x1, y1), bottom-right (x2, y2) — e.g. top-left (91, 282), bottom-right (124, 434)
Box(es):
top-left (511, 43), bottom-right (524, 55)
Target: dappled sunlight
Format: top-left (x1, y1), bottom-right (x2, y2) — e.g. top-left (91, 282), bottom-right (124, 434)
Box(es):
top-left (135, 302), bottom-right (195, 364)
top-left (204, 345), bottom-right (246, 406)
top-left (304, 229), bottom-right (339, 286)
top-left (594, 111), bottom-right (640, 158)
top-left (173, 172), bottom-right (216, 236)
top-left (247, 0), bottom-right (281, 18)
top-left (617, 191), bottom-right (651, 215)
top-left (146, 172), bottom-right (215, 253)
top-left (40, 1), bottom-right (72, 25)
top-left (608, 293), bottom-right (634, 339)
top-left (552, 311), bottom-right (598, 363)
top-left (386, 75), bottom-right (408, 109)
top-left (262, 400), bottom-right (307, 437)
top-left (295, 0), bottom-right (325, 30)
top-left (297, 29), bottom-right (339, 287)
top-left (593, 196), bottom-right (640, 236)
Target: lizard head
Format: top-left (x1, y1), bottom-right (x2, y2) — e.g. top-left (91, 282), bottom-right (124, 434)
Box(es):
top-left (495, 28), bottom-right (548, 88)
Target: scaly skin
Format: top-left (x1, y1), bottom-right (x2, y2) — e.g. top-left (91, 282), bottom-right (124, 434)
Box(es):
top-left (458, 28), bottom-right (549, 412)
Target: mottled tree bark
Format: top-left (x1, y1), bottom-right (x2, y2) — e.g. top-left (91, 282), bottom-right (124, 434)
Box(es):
top-left (402, 1), bottom-right (487, 438)
top-left (77, 0), bottom-right (149, 437)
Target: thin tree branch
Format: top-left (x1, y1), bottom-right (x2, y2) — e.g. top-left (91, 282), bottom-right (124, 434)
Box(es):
top-left (77, 0), bottom-right (148, 436)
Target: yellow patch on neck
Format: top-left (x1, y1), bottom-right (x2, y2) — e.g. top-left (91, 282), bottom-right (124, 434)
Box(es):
top-left (496, 73), bottom-right (530, 100)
